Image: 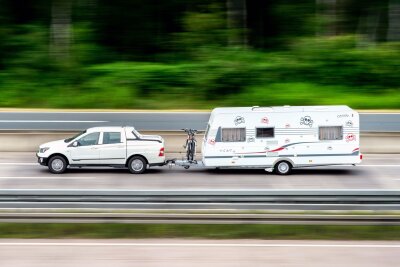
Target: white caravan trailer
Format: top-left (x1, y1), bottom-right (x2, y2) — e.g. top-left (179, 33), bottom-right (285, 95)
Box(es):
top-left (202, 105), bottom-right (362, 174)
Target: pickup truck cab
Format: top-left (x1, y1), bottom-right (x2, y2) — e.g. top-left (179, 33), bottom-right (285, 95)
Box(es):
top-left (37, 126), bottom-right (165, 174)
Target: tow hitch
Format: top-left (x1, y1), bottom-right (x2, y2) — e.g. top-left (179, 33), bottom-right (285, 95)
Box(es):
top-left (166, 159), bottom-right (203, 169)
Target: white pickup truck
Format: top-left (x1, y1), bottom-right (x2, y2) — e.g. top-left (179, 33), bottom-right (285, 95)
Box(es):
top-left (37, 126), bottom-right (165, 174)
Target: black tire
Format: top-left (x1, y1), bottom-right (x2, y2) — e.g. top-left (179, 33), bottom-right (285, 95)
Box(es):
top-left (184, 166), bottom-right (190, 169)
top-left (274, 161), bottom-right (292, 175)
top-left (186, 142), bottom-right (195, 161)
top-left (128, 156), bottom-right (147, 174)
top-left (48, 156), bottom-right (67, 174)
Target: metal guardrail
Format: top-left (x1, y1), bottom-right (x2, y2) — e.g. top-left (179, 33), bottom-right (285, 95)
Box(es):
top-left (0, 212), bottom-right (399, 225)
top-left (0, 189), bottom-right (400, 210)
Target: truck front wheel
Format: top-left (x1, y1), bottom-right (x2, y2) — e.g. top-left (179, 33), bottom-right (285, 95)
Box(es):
top-left (48, 156), bottom-right (67, 174)
top-left (128, 156), bottom-right (147, 174)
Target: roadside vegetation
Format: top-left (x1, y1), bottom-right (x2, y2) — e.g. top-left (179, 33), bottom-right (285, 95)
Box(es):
top-left (1, 223), bottom-right (400, 240)
top-left (0, 1), bottom-right (399, 109)
top-left (1, 35), bottom-right (399, 109)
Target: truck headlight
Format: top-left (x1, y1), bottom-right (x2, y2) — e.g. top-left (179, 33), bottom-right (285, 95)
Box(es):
top-left (39, 147), bottom-right (50, 153)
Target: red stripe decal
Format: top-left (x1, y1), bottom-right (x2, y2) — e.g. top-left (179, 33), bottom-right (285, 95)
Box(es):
top-left (236, 151), bottom-right (267, 155)
top-left (269, 147), bottom-right (284, 152)
top-left (235, 147), bottom-right (285, 155)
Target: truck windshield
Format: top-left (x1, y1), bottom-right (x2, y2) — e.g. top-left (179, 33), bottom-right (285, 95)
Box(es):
top-left (64, 130), bottom-right (86, 143)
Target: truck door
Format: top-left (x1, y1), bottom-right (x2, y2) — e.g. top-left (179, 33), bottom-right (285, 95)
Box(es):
top-left (69, 132), bottom-right (101, 164)
top-left (99, 131), bottom-right (126, 165)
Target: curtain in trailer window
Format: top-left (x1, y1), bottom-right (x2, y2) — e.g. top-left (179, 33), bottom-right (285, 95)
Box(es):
top-left (221, 128), bottom-right (246, 142)
top-left (319, 126), bottom-right (343, 140)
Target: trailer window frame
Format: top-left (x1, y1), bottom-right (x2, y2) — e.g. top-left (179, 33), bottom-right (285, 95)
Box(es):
top-left (255, 127), bottom-right (275, 139)
top-left (318, 126), bottom-right (343, 140)
top-left (218, 127), bottom-right (246, 143)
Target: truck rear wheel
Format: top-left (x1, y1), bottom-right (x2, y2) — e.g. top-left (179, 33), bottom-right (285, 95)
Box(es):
top-left (128, 156), bottom-right (147, 174)
top-left (48, 156), bottom-right (67, 174)
top-left (274, 161), bottom-right (292, 175)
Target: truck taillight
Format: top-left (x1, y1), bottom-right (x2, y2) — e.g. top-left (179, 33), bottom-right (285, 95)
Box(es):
top-left (159, 147), bottom-right (165, 157)
top-left (360, 154), bottom-right (363, 160)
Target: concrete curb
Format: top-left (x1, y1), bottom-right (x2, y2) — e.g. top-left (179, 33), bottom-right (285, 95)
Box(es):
top-left (0, 131), bottom-right (399, 153)
top-left (0, 131), bottom-right (197, 153)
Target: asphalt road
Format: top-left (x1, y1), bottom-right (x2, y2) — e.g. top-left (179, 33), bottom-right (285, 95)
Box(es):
top-left (0, 111), bottom-right (399, 131)
top-left (0, 111), bottom-right (210, 131)
top-left (0, 153), bottom-right (399, 190)
top-left (0, 239), bottom-right (398, 267)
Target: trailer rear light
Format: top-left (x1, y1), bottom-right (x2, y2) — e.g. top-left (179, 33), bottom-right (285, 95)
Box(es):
top-left (159, 147), bottom-right (165, 157)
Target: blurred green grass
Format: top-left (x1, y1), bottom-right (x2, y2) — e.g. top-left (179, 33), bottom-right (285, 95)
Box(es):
top-left (0, 35), bottom-right (398, 109)
top-left (1, 223), bottom-right (400, 240)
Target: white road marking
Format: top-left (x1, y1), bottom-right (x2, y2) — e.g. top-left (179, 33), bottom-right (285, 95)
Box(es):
top-left (8, 202), bottom-right (396, 208)
top-left (95, 202), bottom-right (400, 207)
top-left (0, 177), bottom-right (92, 179)
top-left (360, 165), bottom-right (400, 167)
top-left (0, 242), bottom-right (398, 248)
top-left (0, 163), bottom-right (36, 166)
top-left (359, 112), bottom-right (400, 114)
top-left (0, 163), bottom-right (399, 167)
top-left (0, 120), bottom-right (107, 123)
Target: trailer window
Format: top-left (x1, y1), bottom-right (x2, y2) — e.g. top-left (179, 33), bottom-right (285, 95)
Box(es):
top-left (221, 128), bottom-right (246, 142)
top-left (256, 127), bottom-right (274, 138)
top-left (319, 126), bottom-right (343, 140)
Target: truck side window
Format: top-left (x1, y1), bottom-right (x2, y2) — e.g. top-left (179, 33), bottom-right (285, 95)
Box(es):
top-left (77, 132), bottom-right (100, 146)
top-left (256, 127), bottom-right (274, 138)
top-left (221, 128), bottom-right (246, 142)
top-left (319, 126), bottom-right (343, 140)
top-left (103, 132), bottom-right (121, 144)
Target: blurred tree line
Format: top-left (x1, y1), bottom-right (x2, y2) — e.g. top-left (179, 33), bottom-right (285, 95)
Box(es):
top-left (0, 0), bottom-right (399, 108)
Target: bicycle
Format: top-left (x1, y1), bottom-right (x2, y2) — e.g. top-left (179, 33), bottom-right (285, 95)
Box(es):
top-left (182, 128), bottom-right (197, 167)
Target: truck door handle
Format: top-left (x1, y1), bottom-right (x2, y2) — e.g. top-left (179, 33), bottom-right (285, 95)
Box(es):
top-left (91, 147), bottom-right (98, 150)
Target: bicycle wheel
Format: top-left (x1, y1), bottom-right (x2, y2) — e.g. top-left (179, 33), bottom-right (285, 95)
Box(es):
top-left (187, 141), bottom-right (195, 161)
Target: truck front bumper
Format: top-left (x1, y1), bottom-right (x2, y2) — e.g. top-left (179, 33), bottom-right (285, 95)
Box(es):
top-left (36, 154), bottom-right (48, 166)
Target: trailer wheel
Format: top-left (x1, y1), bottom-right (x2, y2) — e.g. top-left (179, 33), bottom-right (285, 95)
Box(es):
top-left (128, 156), bottom-right (147, 174)
top-left (274, 161), bottom-right (292, 175)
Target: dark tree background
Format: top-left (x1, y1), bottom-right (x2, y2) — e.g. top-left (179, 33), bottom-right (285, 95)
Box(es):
top-left (0, 0), bottom-right (398, 108)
